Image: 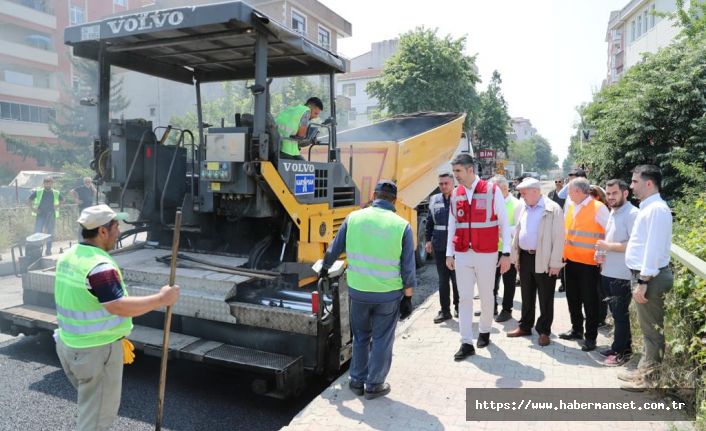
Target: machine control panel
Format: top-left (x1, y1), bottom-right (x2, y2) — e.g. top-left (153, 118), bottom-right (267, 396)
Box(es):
top-left (201, 161), bottom-right (233, 182)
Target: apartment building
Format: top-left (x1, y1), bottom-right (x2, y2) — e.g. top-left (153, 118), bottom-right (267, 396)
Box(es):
top-left (334, 39), bottom-right (398, 128)
top-left (0, 0), bottom-right (141, 173)
top-left (508, 117), bottom-right (537, 141)
top-left (604, 0), bottom-right (680, 85)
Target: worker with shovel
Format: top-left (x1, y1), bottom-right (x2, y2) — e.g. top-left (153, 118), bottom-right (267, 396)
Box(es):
top-left (54, 204), bottom-right (180, 431)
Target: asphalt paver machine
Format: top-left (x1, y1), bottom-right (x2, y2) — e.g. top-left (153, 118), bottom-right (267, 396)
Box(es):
top-left (0, 1), bottom-right (467, 398)
top-left (0, 1), bottom-right (358, 398)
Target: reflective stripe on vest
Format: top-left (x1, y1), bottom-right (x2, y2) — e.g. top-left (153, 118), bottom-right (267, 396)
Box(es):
top-left (345, 206), bottom-right (406, 293)
top-left (276, 104), bottom-right (310, 156)
top-left (434, 225), bottom-right (446, 231)
top-left (54, 244), bottom-right (132, 348)
top-left (563, 200), bottom-right (606, 265)
top-left (32, 188), bottom-right (60, 218)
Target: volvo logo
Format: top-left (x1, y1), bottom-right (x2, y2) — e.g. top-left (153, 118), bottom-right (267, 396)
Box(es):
top-left (106, 10), bottom-right (184, 35)
top-left (282, 162), bottom-right (315, 173)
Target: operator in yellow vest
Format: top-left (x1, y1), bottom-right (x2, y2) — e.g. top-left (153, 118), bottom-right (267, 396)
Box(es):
top-left (320, 180), bottom-right (415, 400)
top-left (558, 177), bottom-right (608, 352)
top-left (490, 175), bottom-right (522, 322)
top-left (275, 97), bottom-right (323, 160)
top-left (27, 176), bottom-right (64, 256)
top-left (54, 205), bottom-right (180, 431)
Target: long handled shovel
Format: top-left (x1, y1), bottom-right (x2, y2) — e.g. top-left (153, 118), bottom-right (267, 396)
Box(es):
top-left (155, 210), bottom-right (181, 431)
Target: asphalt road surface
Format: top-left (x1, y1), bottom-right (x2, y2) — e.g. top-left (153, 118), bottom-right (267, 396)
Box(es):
top-left (0, 260), bottom-right (441, 431)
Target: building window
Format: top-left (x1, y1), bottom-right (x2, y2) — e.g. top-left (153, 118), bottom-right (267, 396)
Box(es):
top-left (70, 5), bottom-right (85, 25)
top-left (631, 20), bottom-right (636, 42)
top-left (342, 83), bottom-right (356, 97)
top-left (4, 70), bottom-right (34, 87)
top-left (318, 26), bottom-right (331, 49)
top-left (366, 106), bottom-right (378, 115)
top-left (650, 4), bottom-right (656, 28)
top-left (114, 0), bottom-right (126, 6)
top-left (643, 10), bottom-right (649, 33)
top-left (0, 101), bottom-right (55, 124)
top-left (348, 107), bottom-right (357, 121)
top-left (637, 15), bottom-right (642, 37)
top-left (149, 107), bottom-right (157, 117)
top-left (291, 10), bottom-right (306, 34)
top-left (25, 34), bottom-right (52, 50)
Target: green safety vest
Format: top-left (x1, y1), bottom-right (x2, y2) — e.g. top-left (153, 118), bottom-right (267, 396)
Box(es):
top-left (345, 206), bottom-right (407, 293)
top-left (498, 196), bottom-right (519, 251)
top-left (54, 244), bottom-right (132, 348)
top-left (32, 188), bottom-right (60, 218)
top-left (276, 104), bottom-right (310, 156)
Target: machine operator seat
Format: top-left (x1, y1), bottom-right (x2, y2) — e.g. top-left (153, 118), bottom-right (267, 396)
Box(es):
top-left (239, 113), bottom-right (281, 161)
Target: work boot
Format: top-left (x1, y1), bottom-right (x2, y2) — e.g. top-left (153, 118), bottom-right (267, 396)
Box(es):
top-left (433, 311), bottom-right (452, 324)
top-left (617, 370), bottom-right (641, 382)
top-left (364, 383), bottom-right (391, 400)
top-left (454, 343), bottom-right (475, 361)
top-left (495, 310), bottom-right (512, 322)
top-left (476, 333), bottom-right (490, 348)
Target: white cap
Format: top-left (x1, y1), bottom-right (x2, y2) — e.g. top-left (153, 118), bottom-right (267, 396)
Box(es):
top-left (77, 204), bottom-right (128, 230)
top-left (516, 177), bottom-right (541, 190)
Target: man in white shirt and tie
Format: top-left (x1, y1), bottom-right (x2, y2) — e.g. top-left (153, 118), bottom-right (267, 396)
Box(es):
top-left (619, 165), bottom-right (673, 391)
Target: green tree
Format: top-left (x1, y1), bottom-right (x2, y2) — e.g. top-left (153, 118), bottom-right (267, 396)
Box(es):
top-left (366, 27), bottom-right (480, 129)
top-left (531, 134), bottom-right (559, 171)
top-left (475, 70), bottom-right (510, 153)
top-left (508, 139), bottom-right (536, 172)
top-left (6, 57), bottom-right (129, 168)
top-left (574, 36), bottom-right (706, 200)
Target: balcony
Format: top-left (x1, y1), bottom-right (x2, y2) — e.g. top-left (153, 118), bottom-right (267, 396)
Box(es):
top-left (0, 80), bottom-right (59, 103)
top-left (0, 40), bottom-right (57, 66)
top-left (0, 0), bottom-right (56, 29)
top-left (0, 119), bottom-right (55, 138)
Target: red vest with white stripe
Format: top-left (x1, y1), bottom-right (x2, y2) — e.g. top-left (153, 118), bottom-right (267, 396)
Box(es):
top-left (450, 179), bottom-right (499, 253)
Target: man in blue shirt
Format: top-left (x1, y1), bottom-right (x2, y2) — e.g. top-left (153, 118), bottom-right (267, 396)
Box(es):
top-left (320, 180), bottom-right (416, 400)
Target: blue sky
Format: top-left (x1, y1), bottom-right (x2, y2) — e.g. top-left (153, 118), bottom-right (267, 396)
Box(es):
top-left (322, 0), bottom-right (628, 162)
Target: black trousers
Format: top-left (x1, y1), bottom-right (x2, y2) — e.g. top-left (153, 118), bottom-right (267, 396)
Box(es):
top-left (518, 250), bottom-right (556, 335)
top-left (564, 260), bottom-right (601, 341)
top-left (493, 251), bottom-right (517, 312)
top-left (434, 249), bottom-right (458, 314)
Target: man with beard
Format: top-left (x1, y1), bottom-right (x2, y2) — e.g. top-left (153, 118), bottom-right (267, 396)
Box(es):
top-left (594, 179), bottom-right (638, 366)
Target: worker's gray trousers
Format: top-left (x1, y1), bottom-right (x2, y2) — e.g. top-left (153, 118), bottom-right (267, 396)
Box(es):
top-left (633, 267), bottom-right (673, 372)
top-left (56, 336), bottom-right (124, 431)
top-left (349, 298), bottom-right (400, 389)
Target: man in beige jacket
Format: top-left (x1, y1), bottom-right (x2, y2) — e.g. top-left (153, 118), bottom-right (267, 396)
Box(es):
top-left (506, 178), bottom-right (565, 346)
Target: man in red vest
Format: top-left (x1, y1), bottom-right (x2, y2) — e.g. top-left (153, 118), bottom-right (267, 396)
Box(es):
top-left (446, 154), bottom-right (512, 360)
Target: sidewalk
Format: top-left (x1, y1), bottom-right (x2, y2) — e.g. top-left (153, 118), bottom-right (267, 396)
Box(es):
top-left (282, 284), bottom-right (695, 431)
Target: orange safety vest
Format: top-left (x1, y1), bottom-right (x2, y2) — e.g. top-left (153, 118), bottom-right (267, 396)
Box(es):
top-left (450, 179), bottom-right (499, 253)
top-left (563, 199), bottom-right (606, 265)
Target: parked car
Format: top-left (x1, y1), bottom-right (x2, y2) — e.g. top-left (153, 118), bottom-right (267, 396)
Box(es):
top-left (521, 171), bottom-right (540, 180)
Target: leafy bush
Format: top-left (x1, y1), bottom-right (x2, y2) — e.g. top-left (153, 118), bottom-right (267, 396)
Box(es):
top-left (663, 194), bottom-right (706, 429)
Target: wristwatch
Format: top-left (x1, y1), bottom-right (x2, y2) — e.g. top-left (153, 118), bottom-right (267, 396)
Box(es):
top-left (501, 252), bottom-right (510, 257)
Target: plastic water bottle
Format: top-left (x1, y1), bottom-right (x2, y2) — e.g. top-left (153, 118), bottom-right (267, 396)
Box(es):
top-left (594, 249), bottom-right (607, 264)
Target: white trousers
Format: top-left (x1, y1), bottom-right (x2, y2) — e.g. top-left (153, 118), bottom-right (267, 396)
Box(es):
top-left (455, 250), bottom-right (499, 344)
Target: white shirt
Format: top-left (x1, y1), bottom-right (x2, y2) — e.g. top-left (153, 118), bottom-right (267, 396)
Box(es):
top-left (625, 193), bottom-right (672, 277)
top-left (446, 176), bottom-right (511, 256)
top-left (518, 195), bottom-right (546, 251)
top-left (568, 196), bottom-right (609, 229)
